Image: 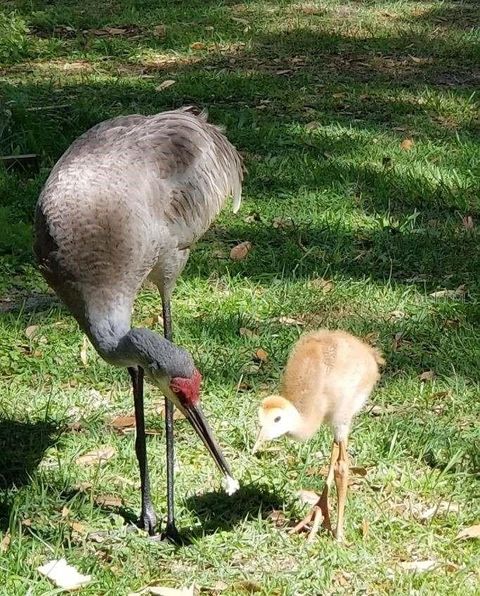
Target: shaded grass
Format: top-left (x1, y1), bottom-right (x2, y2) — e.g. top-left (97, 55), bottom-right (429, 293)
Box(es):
top-left (1, 1), bottom-right (480, 594)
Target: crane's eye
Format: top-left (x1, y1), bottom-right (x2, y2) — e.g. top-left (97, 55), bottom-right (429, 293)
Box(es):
top-left (274, 415), bottom-right (281, 423)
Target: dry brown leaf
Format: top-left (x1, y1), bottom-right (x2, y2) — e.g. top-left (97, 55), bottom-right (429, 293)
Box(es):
top-left (456, 523), bottom-right (480, 540)
top-left (430, 285), bottom-right (467, 299)
top-left (156, 79), bottom-right (176, 91)
top-left (22, 518), bottom-right (32, 527)
top-left (153, 24), bottom-right (166, 37)
top-left (361, 518), bottom-right (369, 539)
top-left (73, 481), bottom-right (92, 493)
top-left (267, 509), bottom-right (286, 527)
top-left (232, 581), bottom-right (261, 594)
top-left (418, 501), bottom-right (460, 521)
top-left (254, 348), bottom-right (268, 363)
top-left (272, 216), bottom-right (294, 229)
top-left (76, 446), bottom-right (116, 466)
top-left (110, 415), bottom-right (136, 430)
top-left (351, 466), bottom-right (368, 477)
top-left (61, 506), bottom-right (70, 518)
top-left (400, 138), bottom-right (414, 150)
top-left (0, 531), bottom-right (11, 553)
top-left (138, 585), bottom-right (195, 596)
top-left (239, 327), bottom-right (258, 339)
top-left (190, 41), bottom-right (206, 50)
top-left (461, 215), bottom-right (474, 230)
top-left (68, 520), bottom-right (87, 534)
top-left (409, 55), bottom-right (422, 63)
top-left (297, 489), bottom-right (320, 505)
top-left (230, 241), bottom-right (252, 261)
top-left (398, 560), bottom-right (437, 572)
top-left (333, 571), bottom-right (351, 588)
top-left (37, 559), bottom-right (92, 590)
top-left (271, 316), bottom-right (305, 326)
top-left (310, 278), bottom-right (333, 293)
top-left (364, 331), bottom-right (380, 346)
top-left (95, 494), bottom-right (123, 508)
top-left (388, 309), bottom-right (407, 321)
top-left (305, 121), bottom-right (320, 130)
top-left (368, 404), bottom-right (397, 416)
top-left (80, 336), bottom-right (89, 367)
top-left (419, 370), bottom-right (435, 382)
top-left (25, 325), bottom-right (39, 340)
top-left (244, 211), bottom-right (261, 223)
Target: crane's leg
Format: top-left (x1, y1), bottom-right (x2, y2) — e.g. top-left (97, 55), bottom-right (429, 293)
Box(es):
top-left (290, 442), bottom-right (338, 539)
top-left (334, 440), bottom-right (349, 542)
top-left (161, 296), bottom-right (181, 543)
top-left (129, 366), bottom-right (157, 535)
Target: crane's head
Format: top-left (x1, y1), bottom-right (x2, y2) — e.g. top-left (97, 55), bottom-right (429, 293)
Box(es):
top-left (252, 395), bottom-right (302, 453)
top-left (125, 329), bottom-right (237, 493)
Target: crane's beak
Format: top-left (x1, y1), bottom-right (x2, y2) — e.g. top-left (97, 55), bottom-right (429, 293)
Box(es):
top-left (181, 402), bottom-right (238, 493)
top-left (252, 428), bottom-right (266, 454)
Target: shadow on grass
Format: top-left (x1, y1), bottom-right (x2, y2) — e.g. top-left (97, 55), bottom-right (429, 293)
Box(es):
top-left (0, 418), bottom-right (58, 530)
top-left (183, 482), bottom-right (282, 540)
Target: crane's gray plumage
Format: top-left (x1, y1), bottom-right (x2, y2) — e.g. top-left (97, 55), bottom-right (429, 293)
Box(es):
top-left (34, 107), bottom-right (242, 537)
top-left (35, 106), bottom-right (243, 365)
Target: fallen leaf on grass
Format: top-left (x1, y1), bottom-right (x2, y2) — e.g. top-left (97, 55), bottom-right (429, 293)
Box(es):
top-left (80, 336), bottom-right (89, 367)
top-left (76, 446), bottom-right (116, 466)
top-left (244, 211), bottom-right (261, 223)
top-left (350, 466), bottom-right (368, 477)
top-left (305, 121), bottom-right (320, 131)
top-left (456, 524), bottom-right (480, 540)
top-left (25, 325), bottom-right (39, 339)
top-left (230, 241), bottom-right (252, 261)
top-left (272, 216), bottom-right (294, 229)
top-left (419, 370), bottom-right (435, 382)
top-left (0, 531), bottom-right (11, 553)
top-left (190, 41), bottom-right (206, 50)
top-left (38, 558), bottom-right (92, 590)
top-left (400, 138), bottom-right (414, 150)
top-left (429, 285), bottom-right (467, 299)
top-left (253, 348), bottom-right (268, 363)
top-left (310, 278), bottom-right (333, 293)
top-left (239, 327), bottom-right (258, 339)
top-left (132, 585), bottom-right (195, 596)
top-left (95, 494), bottom-right (123, 508)
top-left (92, 27), bottom-right (128, 36)
top-left (361, 518), bottom-right (369, 539)
top-left (297, 489), bottom-right (320, 505)
top-left (68, 521), bottom-right (87, 534)
top-left (398, 560), bottom-right (437, 573)
top-left (368, 404), bottom-right (397, 416)
top-left (110, 415), bottom-right (136, 430)
top-left (461, 215), bottom-right (474, 231)
top-left (418, 501), bottom-right (460, 521)
top-left (232, 581), bottom-right (261, 594)
top-left (268, 509), bottom-right (286, 527)
top-left (270, 316), bottom-right (305, 326)
top-left (156, 79), bottom-right (176, 91)
top-left (153, 24), bottom-right (166, 37)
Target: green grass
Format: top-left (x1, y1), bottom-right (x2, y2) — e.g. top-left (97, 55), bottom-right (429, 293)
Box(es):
top-left (1, 0), bottom-right (479, 594)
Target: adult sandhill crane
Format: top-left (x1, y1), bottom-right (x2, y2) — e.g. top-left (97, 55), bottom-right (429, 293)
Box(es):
top-left (34, 107), bottom-right (242, 540)
top-left (253, 330), bottom-right (383, 542)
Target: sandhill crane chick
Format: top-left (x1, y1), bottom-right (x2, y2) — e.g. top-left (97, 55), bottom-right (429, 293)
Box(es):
top-left (253, 330), bottom-right (384, 542)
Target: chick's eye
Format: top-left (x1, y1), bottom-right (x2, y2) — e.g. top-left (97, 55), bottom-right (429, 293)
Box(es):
top-left (274, 416), bottom-right (281, 423)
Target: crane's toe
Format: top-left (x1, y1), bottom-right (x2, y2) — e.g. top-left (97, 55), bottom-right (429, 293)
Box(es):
top-left (139, 507), bottom-right (157, 536)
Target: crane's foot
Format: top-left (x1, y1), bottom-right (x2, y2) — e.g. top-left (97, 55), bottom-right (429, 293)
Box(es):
top-left (160, 521), bottom-right (182, 545)
top-left (290, 494), bottom-right (332, 541)
top-left (138, 507), bottom-right (157, 536)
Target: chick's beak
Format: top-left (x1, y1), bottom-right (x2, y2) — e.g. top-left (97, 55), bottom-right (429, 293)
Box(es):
top-left (252, 428), bottom-right (266, 454)
top-left (181, 401), bottom-right (233, 479)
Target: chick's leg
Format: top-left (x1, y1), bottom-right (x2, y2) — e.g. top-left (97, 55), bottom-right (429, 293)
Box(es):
top-left (334, 440), bottom-right (349, 542)
top-left (290, 442), bottom-right (339, 539)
